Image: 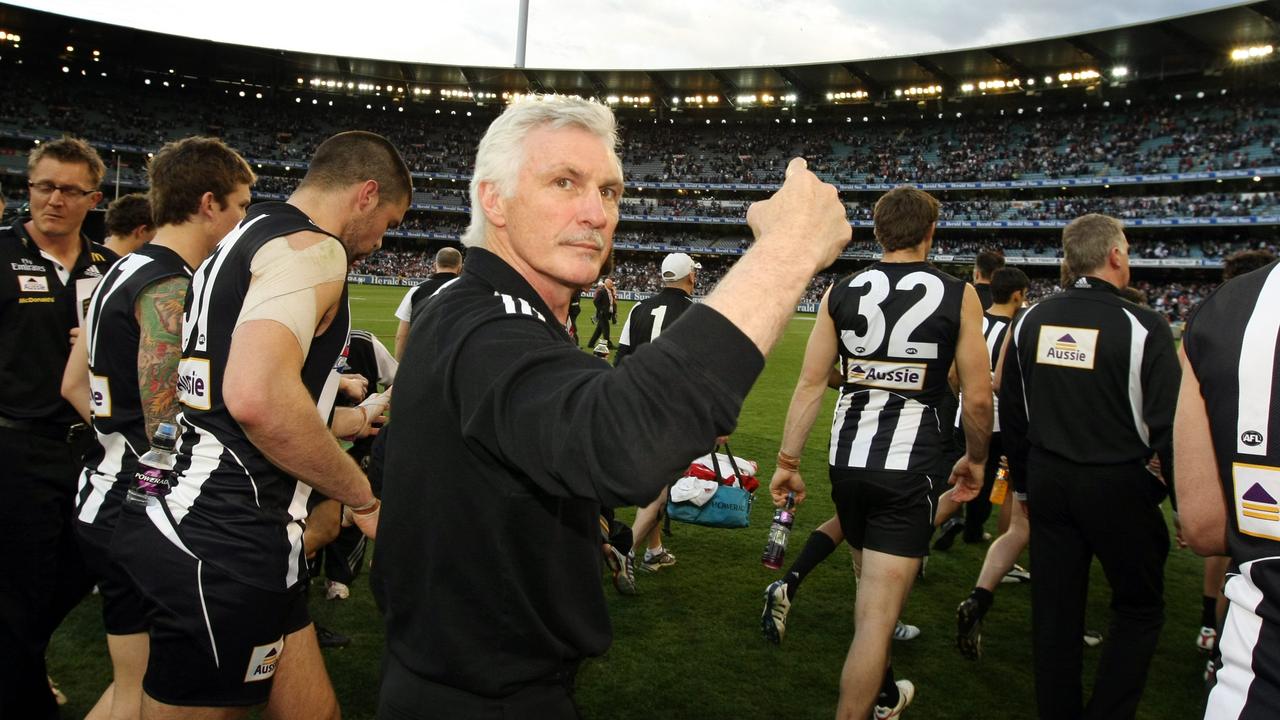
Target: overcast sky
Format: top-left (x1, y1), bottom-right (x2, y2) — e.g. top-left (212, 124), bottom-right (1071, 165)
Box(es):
top-left (14, 0), bottom-right (1244, 69)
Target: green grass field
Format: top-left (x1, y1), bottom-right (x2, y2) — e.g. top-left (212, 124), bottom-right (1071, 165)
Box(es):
top-left (49, 284), bottom-right (1212, 719)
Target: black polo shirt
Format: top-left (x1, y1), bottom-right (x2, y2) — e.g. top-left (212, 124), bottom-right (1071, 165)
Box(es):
top-left (0, 218), bottom-right (118, 425)
top-left (376, 247), bottom-right (763, 698)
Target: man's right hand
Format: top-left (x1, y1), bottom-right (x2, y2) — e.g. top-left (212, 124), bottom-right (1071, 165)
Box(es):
top-left (770, 467), bottom-right (807, 507)
top-left (948, 455), bottom-right (985, 502)
top-left (745, 157), bottom-right (851, 273)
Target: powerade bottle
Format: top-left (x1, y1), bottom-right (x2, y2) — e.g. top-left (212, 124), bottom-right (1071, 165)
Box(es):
top-left (761, 492), bottom-right (796, 570)
top-left (125, 423), bottom-right (179, 507)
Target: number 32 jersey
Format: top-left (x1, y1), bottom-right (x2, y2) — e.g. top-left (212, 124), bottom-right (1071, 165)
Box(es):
top-left (828, 261), bottom-right (966, 475)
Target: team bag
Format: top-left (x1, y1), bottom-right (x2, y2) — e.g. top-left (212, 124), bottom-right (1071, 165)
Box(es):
top-left (666, 443), bottom-right (758, 529)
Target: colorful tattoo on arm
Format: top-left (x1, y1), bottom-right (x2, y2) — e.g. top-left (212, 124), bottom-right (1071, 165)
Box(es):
top-left (135, 276), bottom-right (189, 439)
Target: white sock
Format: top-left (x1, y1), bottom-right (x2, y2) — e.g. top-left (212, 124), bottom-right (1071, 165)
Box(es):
top-left (645, 547), bottom-right (664, 562)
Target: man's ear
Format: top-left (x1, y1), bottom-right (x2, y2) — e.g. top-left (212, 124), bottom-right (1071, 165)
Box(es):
top-left (197, 191), bottom-right (217, 220)
top-left (355, 179), bottom-right (380, 212)
top-left (478, 181), bottom-right (507, 228)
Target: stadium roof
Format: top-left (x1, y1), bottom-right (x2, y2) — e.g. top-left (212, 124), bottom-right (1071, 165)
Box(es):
top-left (0, 1), bottom-right (1277, 107)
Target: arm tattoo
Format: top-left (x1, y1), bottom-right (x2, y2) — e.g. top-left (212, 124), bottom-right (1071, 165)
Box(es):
top-left (135, 276), bottom-right (190, 439)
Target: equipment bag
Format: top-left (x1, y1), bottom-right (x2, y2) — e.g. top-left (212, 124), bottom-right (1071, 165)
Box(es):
top-left (667, 443), bottom-right (755, 529)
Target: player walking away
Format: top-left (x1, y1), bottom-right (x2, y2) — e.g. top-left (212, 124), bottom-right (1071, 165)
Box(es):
top-left (1001, 213), bottom-right (1179, 720)
top-left (393, 246), bottom-right (463, 359)
top-left (615, 252), bottom-right (702, 572)
top-left (115, 131), bottom-right (407, 720)
top-left (1176, 256), bottom-right (1280, 720)
top-left (972, 249), bottom-right (1004, 311)
top-left (768, 186), bottom-right (993, 719)
top-left (935, 267), bottom-right (1028, 552)
top-left (60, 136), bottom-right (254, 720)
top-left (102, 193), bottom-right (156, 258)
top-left (937, 268), bottom-right (1037, 657)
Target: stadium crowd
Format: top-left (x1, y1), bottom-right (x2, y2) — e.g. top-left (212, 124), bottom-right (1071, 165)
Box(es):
top-left (3, 71), bottom-right (1279, 185)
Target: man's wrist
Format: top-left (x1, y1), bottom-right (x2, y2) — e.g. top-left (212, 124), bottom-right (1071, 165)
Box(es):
top-left (776, 450), bottom-right (801, 472)
top-left (350, 494), bottom-right (378, 513)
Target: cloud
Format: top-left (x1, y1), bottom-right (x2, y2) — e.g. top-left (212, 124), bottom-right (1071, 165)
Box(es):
top-left (12, 0), bottom-right (1239, 69)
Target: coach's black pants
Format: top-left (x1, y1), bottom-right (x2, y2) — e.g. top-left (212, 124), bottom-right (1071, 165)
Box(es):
top-left (0, 427), bottom-right (95, 720)
top-left (1027, 447), bottom-right (1169, 720)
top-left (378, 654), bottom-right (581, 720)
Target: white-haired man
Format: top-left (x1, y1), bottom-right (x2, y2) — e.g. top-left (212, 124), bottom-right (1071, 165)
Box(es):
top-left (375, 95), bottom-right (851, 719)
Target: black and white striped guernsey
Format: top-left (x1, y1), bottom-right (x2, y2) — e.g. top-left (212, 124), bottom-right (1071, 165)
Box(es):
top-left (827, 261), bottom-right (966, 475)
top-left (1185, 260), bottom-right (1280, 720)
top-left (163, 202), bottom-right (350, 591)
top-left (76, 244), bottom-right (192, 531)
top-left (1185, 260), bottom-right (1280, 573)
top-left (955, 311), bottom-right (1011, 433)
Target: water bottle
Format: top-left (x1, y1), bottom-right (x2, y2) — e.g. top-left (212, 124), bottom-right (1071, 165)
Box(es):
top-left (989, 463), bottom-right (1010, 505)
top-left (761, 492), bottom-right (796, 570)
top-left (126, 423), bottom-right (180, 507)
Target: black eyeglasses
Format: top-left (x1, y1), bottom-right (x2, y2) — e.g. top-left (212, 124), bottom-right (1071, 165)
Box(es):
top-left (28, 181), bottom-right (98, 200)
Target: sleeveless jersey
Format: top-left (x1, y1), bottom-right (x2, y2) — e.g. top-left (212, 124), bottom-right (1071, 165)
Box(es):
top-left (1184, 261), bottom-right (1280, 572)
top-left (615, 287), bottom-right (693, 364)
top-left (955, 311), bottom-right (1012, 433)
top-left (76, 244), bottom-right (192, 531)
top-left (163, 202), bottom-right (350, 591)
top-left (828, 261), bottom-right (966, 475)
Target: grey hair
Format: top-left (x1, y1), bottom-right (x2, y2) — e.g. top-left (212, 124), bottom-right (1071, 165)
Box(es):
top-left (462, 94), bottom-right (620, 248)
top-left (1062, 213), bottom-right (1126, 278)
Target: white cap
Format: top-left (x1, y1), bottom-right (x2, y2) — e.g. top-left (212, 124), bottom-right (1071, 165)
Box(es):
top-left (593, 342), bottom-right (611, 357)
top-left (660, 253), bottom-right (702, 282)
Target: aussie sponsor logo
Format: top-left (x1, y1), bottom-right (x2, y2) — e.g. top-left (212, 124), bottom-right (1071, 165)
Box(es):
top-left (1233, 463), bottom-right (1280, 542)
top-left (176, 358), bottom-right (212, 411)
top-left (244, 638), bottom-right (284, 683)
top-left (18, 274), bottom-right (48, 293)
top-left (89, 375), bottom-right (112, 418)
top-left (846, 360), bottom-right (927, 391)
top-left (11, 262), bottom-right (44, 272)
top-left (1036, 325), bottom-right (1098, 370)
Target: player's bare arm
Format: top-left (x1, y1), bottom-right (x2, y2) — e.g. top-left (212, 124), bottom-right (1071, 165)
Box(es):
top-left (1173, 345), bottom-right (1228, 556)
top-left (135, 276), bottom-right (188, 438)
top-left (772, 288), bottom-right (840, 507)
top-left (60, 326), bottom-right (92, 423)
top-left (223, 233), bottom-right (375, 515)
top-left (950, 284), bottom-right (994, 500)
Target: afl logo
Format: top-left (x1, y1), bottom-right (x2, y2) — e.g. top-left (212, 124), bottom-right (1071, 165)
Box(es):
top-left (905, 347), bottom-right (918, 356)
top-left (1242, 430), bottom-right (1264, 447)
top-left (855, 346), bottom-right (867, 354)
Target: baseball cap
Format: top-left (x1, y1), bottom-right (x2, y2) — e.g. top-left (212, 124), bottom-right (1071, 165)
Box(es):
top-left (660, 253), bottom-right (702, 282)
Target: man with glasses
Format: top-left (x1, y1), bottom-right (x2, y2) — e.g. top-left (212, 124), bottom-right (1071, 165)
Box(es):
top-left (0, 136), bottom-right (119, 718)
